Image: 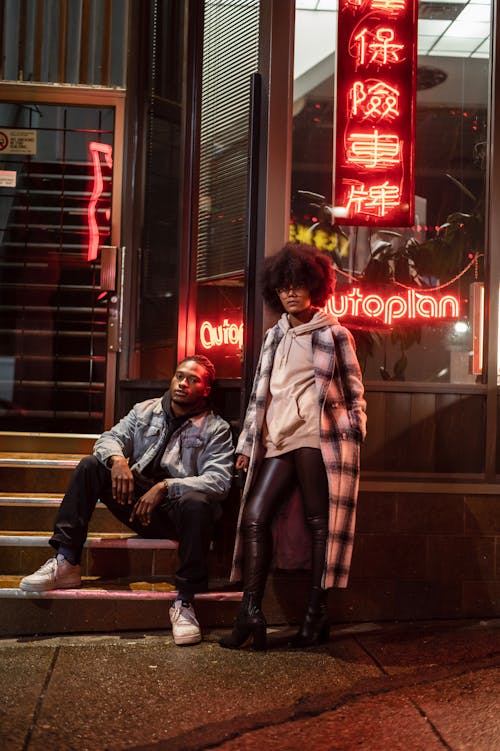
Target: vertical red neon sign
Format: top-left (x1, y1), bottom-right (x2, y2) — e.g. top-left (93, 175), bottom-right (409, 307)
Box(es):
top-left (334, 0), bottom-right (417, 226)
top-left (88, 141), bottom-right (113, 261)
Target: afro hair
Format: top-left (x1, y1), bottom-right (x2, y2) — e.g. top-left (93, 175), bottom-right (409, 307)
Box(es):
top-left (260, 243), bottom-right (336, 313)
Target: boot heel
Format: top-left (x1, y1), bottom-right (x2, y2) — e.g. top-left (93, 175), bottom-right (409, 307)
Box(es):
top-left (219, 592), bottom-right (267, 650)
top-left (289, 614), bottom-right (330, 647)
top-left (252, 624), bottom-right (267, 651)
top-left (219, 625), bottom-right (252, 649)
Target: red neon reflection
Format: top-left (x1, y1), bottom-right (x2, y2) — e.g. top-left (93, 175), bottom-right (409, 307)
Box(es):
top-left (198, 291), bottom-right (460, 349)
top-left (88, 142), bottom-right (113, 261)
top-left (354, 27), bottom-right (405, 66)
top-left (346, 130), bottom-right (401, 168)
top-left (350, 80), bottom-right (400, 121)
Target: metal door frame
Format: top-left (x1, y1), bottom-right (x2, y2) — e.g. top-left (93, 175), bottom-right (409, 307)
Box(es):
top-left (0, 82), bottom-right (125, 430)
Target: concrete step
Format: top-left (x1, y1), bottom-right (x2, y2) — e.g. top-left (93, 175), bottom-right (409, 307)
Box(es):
top-left (0, 531), bottom-right (182, 577)
top-left (0, 453), bottom-right (83, 493)
top-left (0, 570), bottom-right (311, 637)
top-left (0, 575), bottom-right (243, 636)
top-left (0, 432), bottom-right (252, 637)
top-left (0, 432), bottom-right (95, 494)
top-left (0, 529), bottom-right (232, 582)
top-left (0, 431), bottom-right (97, 454)
top-left (0, 493), bottom-right (129, 533)
top-left (0, 529), bottom-right (251, 637)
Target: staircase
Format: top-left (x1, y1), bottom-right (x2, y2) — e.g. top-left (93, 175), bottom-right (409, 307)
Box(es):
top-left (0, 157), bottom-right (109, 434)
top-left (0, 432), bottom-right (242, 637)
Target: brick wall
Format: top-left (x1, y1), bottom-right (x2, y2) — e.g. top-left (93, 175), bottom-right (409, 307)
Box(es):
top-left (328, 491), bottom-right (500, 622)
top-left (217, 490), bottom-right (500, 624)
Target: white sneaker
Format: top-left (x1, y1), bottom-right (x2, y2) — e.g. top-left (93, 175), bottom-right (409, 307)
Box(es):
top-left (169, 600), bottom-right (202, 645)
top-left (19, 557), bottom-right (82, 592)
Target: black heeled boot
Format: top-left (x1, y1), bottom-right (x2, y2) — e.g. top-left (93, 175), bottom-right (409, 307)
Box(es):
top-left (219, 592), bottom-right (267, 650)
top-left (290, 587), bottom-right (329, 647)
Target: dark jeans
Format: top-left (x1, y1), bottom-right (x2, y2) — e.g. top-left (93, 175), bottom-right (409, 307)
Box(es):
top-left (242, 448), bottom-right (329, 599)
top-left (50, 455), bottom-right (214, 597)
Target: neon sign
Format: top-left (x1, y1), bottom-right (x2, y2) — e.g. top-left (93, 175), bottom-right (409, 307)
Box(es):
top-left (324, 288), bottom-right (459, 326)
top-left (334, 0), bottom-right (417, 226)
top-left (200, 319), bottom-right (244, 350)
top-left (350, 80), bottom-right (400, 121)
top-left (198, 289), bottom-right (460, 350)
top-left (88, 141), bottom-right (113, 261)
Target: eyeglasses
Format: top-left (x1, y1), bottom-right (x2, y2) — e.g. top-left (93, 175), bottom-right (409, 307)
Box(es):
top-left (276, 284), bottom-right (308, 295)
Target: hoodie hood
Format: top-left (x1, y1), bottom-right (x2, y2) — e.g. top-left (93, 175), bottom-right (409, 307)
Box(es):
top-left (277, 309), bottom-right (339, 335)
top-left (274, 309), bottom-right (339, 369)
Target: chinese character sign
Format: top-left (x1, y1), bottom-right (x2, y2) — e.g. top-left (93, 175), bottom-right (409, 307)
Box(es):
top-left (334, 0), bottom-right (417, 226)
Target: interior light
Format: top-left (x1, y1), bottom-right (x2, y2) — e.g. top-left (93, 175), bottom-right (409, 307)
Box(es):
top-left (470, 282), bottom-right (484, 375)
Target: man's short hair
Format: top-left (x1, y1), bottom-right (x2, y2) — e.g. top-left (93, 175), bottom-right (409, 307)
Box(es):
top-left (177, 355), bottom-right (216, 386)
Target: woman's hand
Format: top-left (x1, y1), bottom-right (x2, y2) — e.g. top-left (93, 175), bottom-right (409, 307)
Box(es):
top-left (236, 454), bottom-right (250, 472)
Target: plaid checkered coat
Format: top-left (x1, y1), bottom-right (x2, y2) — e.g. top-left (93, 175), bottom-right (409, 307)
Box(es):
top-left (230, 319), bottom-right (367, 589)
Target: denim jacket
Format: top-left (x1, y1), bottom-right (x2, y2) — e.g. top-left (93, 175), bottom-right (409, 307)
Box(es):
top-left (93, 397), bottom-right (234, 502)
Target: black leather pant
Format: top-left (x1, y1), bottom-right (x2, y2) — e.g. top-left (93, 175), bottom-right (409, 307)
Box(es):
top-left (49, 455), bottom-right (214, 597)
top-left (241, 447), bottom-right (329, 601)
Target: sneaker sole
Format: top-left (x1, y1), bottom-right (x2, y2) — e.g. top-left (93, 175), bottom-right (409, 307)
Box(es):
top-left (172, 633), bottom-right (202, 645)
top-left (19, 580), bottom-right (82, 593)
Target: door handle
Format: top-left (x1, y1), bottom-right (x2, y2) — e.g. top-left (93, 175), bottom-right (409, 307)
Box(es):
top-left (100, 245), bottom-right (118, 291)
top-left (99, 245), bottom-right (123, 353)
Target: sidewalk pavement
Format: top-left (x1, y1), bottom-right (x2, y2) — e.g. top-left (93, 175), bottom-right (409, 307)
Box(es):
top-left (1, 618), bottom-right (499, 751)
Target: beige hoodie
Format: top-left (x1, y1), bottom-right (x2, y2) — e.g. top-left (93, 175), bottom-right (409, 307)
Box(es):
top-left (263, 310), bottom-right (338, 457)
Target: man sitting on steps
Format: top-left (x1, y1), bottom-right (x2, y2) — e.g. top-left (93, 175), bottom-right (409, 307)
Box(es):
top-left (19, 355), bottom-right (235, 647)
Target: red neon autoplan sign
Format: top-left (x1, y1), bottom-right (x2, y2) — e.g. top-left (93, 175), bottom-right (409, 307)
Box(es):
top-left (324, 287), bottom-right (459, 326)
top-left (198, 289), bottom-right (460, 350)
top-left (334, 0), bottom-right (417, 226)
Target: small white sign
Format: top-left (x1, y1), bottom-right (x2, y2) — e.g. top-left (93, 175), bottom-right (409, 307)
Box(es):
top-left (0, 170), bottom-right (16, 187)
top-left (0, 129), bottom-right (37, 155)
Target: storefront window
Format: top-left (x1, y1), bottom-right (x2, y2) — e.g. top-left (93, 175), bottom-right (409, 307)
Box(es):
top-left (136, 2), bottom-right (187, 380)
top-left (194, 0), bottom-right (260, 379)
top-left (292, 0), bottom-right (491, 384)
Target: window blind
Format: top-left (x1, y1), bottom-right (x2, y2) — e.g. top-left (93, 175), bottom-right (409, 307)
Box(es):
top-left (197, 0), bottom-right (260, 282)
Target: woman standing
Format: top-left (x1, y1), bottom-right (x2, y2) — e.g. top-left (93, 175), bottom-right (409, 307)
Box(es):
top-left (220, 243), bottom-right (366, 650)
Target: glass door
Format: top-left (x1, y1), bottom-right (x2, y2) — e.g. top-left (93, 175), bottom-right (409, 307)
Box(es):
top-left (0, 102), bottom-right (116, 433)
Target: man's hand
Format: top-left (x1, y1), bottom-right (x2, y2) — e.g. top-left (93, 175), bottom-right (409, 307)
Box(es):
top-left (129, 483), bottom-right (166, 526)
top-left (235, 454), bottom-right (250, 472)
top-left (110, 455), bottom-right (135, 505)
